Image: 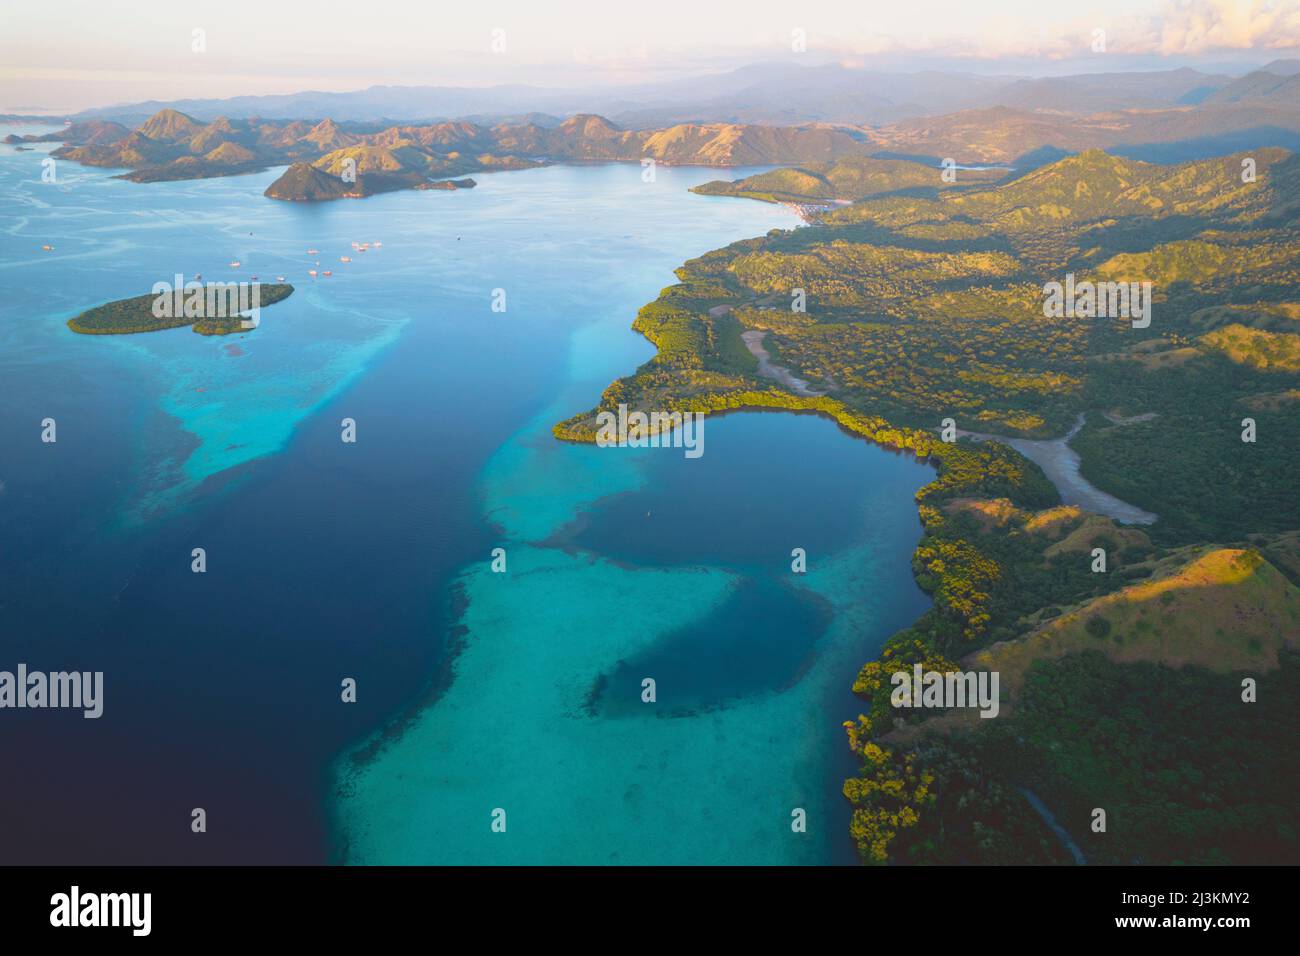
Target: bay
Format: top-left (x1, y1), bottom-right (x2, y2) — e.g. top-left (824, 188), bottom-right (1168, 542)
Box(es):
top-left (0, 129), bottom-right (932, 864)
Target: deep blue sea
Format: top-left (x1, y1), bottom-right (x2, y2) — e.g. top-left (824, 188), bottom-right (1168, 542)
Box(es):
top-left (0, 125), bottom-right (932, 864)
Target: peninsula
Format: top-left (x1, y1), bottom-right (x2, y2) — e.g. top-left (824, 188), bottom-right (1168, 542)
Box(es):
top-left (555, 146), bottom-right (1300, 865)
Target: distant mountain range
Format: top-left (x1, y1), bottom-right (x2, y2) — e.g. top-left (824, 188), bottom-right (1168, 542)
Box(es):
top-left (49, 60), bottom-right (1300, 130)
top-left (861, 100), bottom-right (1300, 164)
top-left (1206, 68), bottom-right (1300, 105)
top-left (11, 56), bottom-right (1300, 201)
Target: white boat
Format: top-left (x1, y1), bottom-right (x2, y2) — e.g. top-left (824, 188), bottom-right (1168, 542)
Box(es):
top-left (340, 256), bottom-right (350, 262)
top-left (308, 269), bottom-right (318, 277)
top-left (229, 260), bottom-right (240, 268)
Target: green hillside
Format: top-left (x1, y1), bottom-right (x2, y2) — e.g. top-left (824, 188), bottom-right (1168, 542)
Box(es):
top-left (691, 155), bottom-right (1006, 204)
top-left (553, 146), bottom-right (1300, 865)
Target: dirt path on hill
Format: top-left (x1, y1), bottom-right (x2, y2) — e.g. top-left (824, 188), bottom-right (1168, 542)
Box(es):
top-left (956, 413), bottom-right (1158, 525)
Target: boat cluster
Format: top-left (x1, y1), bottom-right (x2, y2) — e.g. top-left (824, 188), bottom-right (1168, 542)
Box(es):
top-left (304, 240), bottom-right (383, 278)
top-left (191, 239), bottom-right (384, 283)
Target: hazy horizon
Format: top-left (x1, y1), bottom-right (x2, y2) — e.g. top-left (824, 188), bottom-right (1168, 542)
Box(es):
top-left (3, 0), bottom-right (1298, 113)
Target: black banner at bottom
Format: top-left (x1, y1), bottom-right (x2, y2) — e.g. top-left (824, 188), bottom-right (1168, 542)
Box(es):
top-left (0, 864), bottom-right (1284, 941)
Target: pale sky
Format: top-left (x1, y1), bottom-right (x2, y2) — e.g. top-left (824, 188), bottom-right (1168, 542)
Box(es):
top-left (2, 0), bottom-right (1298, 111)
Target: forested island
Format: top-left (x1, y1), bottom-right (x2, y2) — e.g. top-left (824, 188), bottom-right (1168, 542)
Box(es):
top-left (40, 109), bottom-right (868, 200)
top-left (556, 146), bottom-right (1300, 865)
top-left (68, 283), bottom-right (294, 335)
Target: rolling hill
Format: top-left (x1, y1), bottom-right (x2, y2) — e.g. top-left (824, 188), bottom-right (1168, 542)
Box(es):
top-left (693, 155), bottom-right (1007, 204)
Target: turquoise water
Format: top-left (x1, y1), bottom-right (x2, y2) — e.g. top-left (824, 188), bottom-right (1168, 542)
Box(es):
top-left (1, 127), bottom-right (933, 864)
top-left (335, 411), bottom-right (932, 864)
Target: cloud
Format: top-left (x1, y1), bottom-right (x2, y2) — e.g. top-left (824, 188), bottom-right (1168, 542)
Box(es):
top-left (812, 0), bottom-right (1300, 62)
top-left (1146, 0), bottom-right (1300, 54)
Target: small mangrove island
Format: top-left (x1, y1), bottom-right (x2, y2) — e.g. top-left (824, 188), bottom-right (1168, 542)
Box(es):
top-left (68, 282), bottom-right (294, 335)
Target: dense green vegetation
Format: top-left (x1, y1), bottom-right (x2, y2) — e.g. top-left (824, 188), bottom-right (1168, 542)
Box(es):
top-left (558, 147), bottom-right (1300, 529)
top-left (555, 145), bottom-right (1300, 865)
top-left (854, 651), bottom-right (1300, 865)
top-left (1075, 357), bottom-right (1300, 543)
top-left (68, 283), bottom-right (293, 334)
